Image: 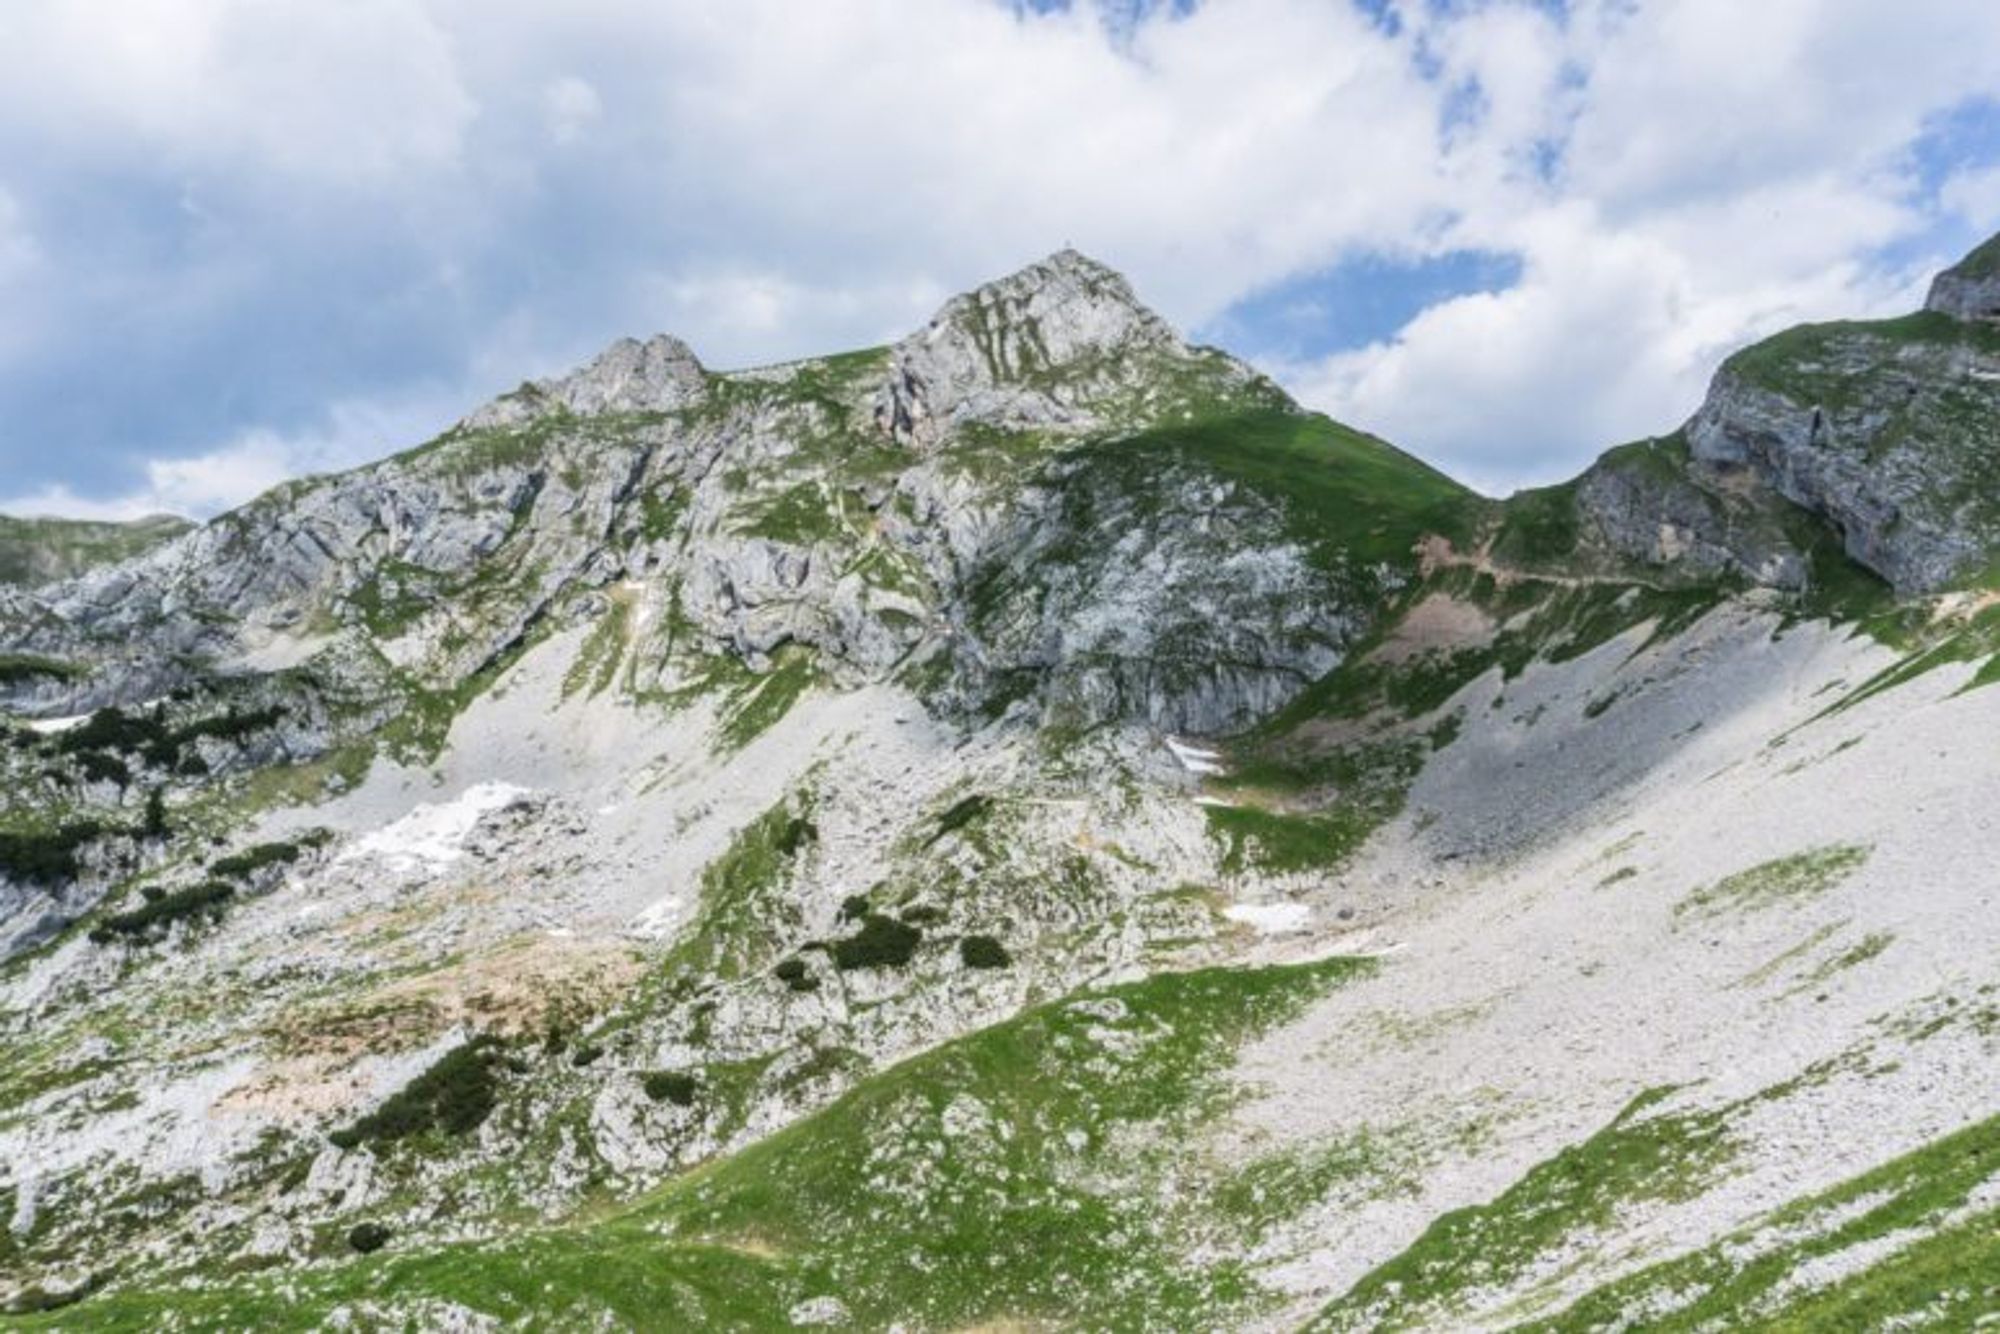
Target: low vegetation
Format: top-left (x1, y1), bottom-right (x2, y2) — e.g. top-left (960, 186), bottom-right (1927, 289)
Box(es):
top-left (0, 820), bottom-right (106, 885)
top-left (958, 934), bottom-right (1011, 969)
top-left (665, 797), bottom-right (817, 982)
top-left (326, 1038), bottom-right (506, 1151)
top-left (1527, 1113), bottom-right (2000, 1331)
top-left (830, 913), bottom-right (922, 971)
top-left (1310, 1087), bottom-right (1738, 1330)
top-left (88, 880), bottom-right (235, 945)
top-left (1677, 843), bottom-right (1871, 920)
top-left (641, 1071), bottom-right (698, 1106)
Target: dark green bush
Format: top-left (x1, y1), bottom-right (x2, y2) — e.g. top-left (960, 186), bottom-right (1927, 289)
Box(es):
top-left (959, 934), bottom-right (1012, 969)
top-left (900, 904), bottom-right (946, 925)
top-left (569, 1043), bottom-right (604, 1068)
top-left (327, 1038), bottom-right (503, 1150)
top-left (774, 815), bottom-right (817, 856)
top-left (927, 793), bottom-right (992, 844)
top-left (346, 1222), bottom-right (393, 1253)
top-left (837, 893), bottom-right (870, 921)
top-left (832, 913), bottom-right (922, 971)
top-left (143, 786), bottom-right (169, 838)
top-left (210, 840), bottom-right (303, 880)
top-left (773, 957), bottom-right (820, 992)
top-left (89, 879), bottom-right (234, 944)
top-left (55, 707), bottom-right (169, 757)
top-left (75, 751), bottom-right (131, 787)
top-left (641, 1071), bottom-right (698, 1106)
top-left (174, 704), bottom-right (285, 747)
top-left (0, 821), bottom-right (106, 886)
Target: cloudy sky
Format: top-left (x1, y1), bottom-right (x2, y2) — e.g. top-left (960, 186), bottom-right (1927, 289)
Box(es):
top-left (3, 0), bottom-right (1999, 517)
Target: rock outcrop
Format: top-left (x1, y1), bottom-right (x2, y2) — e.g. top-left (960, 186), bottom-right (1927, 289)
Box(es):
top-left (1682, 310), bottom-right (2000, 595)
top-left (1924, 233), bottom-right (2000, 323)
top-left (463, 333), bottom-right (708, 429)
top-left (1570, 439), bottom-right (1808, 589)
top-left (873, 248), bottom-right (1239, 447)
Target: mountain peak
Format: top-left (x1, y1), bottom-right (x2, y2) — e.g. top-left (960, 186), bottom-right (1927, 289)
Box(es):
top-left (874, 249), bottom-right (1213, 446)
top-left (932, 247), bottom-right (1172, 348)
top-left (463, 332), bottom-right (707, 430)
top-left (1924, 230), bottom-right (2000, 322)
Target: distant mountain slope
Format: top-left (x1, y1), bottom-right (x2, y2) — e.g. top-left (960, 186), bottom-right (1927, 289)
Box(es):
top-left (0, 513), bottom-right (190, 588)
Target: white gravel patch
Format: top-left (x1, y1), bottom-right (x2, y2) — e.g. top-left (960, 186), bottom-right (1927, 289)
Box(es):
top-left (1167, 736), bottom-right (1226, 775)
top-left (337, 781), bottom-right (534, 873)
top-left (1225, 902), bottom-right (1312, 935)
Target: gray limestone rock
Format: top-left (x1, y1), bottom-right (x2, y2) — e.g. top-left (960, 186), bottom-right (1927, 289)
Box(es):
top-left (1924, 234), bottom-right (2000, 323)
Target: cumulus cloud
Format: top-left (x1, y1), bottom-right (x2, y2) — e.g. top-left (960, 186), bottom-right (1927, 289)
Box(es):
top-left (2, 0), bottom-right (1999, 517)
top-left (1282, 0), bottom-right (2000, 488)
top-left (1, 389), bottom-right (466, 519)
top-left (542, 76), bottom-right (603, 146)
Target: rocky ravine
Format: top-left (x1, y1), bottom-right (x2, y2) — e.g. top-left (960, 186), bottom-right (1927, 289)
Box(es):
top-left (2, 240), bottom-right (1999, 1330)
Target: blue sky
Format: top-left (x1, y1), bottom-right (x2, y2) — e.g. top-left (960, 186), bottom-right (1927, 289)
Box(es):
top-left (2, 0), bottom-right (1998, 515)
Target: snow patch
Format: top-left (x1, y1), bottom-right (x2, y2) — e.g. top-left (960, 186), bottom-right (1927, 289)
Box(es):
top-left (338, 782), bottom-right (532, 874)
top-left (1225, 902), bottom-right (1312, 935)
top-left (1167, 736), bottom-right (1226, 775)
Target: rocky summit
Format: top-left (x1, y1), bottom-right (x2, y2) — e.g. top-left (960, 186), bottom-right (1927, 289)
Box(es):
top-left (2, 240), bottom-right (1999, 1331)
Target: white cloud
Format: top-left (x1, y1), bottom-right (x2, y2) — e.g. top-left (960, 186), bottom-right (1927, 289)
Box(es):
top-left (5, 0), bottom-right (2000, 510)
top-left (1, 390), bottom-right (463, 520)
top-left (1283, 0), bottom-right (2000, 491)
top-left (0, 0), bottom-right (475, 185)
top-left (0, 188), bottom-right (38, 284)
top-left (542, 76), bottom-right (602, 145)
top-left (1942, 164), bottom-right (2000, 235)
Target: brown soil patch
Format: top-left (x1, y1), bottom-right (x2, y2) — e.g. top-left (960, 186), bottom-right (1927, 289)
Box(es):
top-left (1368, 593), bottom-right (1497, 665)
top-left (223, 932), bottom-right (643, 1120)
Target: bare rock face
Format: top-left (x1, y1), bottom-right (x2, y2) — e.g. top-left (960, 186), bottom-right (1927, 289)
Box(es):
top-left (0, 251), bottom-right (1340, 743)
top-left (1924, 234), bottom-right (2000, 323)
top-left (956, 458), bottom-right (1368, 734)
top-left (1571, 441), bottom-right (1808, 590)
top-left (1684, 318), bottom-right (2000, 596)
top-left (464, 334), bottom-right (708, 429)
top-left (872, 249), bottom-right (1190, 447)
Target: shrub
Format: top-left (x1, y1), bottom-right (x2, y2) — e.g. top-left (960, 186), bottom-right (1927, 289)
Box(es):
top-left (774, 815), bottom-right (817, 856)
top-left (959, 934), bottom-right (1012, 970)
top-left (327, 1038), bottom-right (504, 1150)
top-left (641, 1071), bottom-right (698, 1106)
top-left (347, 1222), bottom-right (393, 1254)
top-left (0, 821), bottom-right (105, 885)
top-left (143, 786), bottom-right (169, 838)
top-left (210, 840), bottom-right (303, 881)
top-left (88, 879), bottom-right (235, 944)
top-left (837, 893), bottom-right (871, 921)
top-left (569, 1043), bottom-right (604, 1068)
top-left (900, 904), bottom-right (946, 925)
top-left (55, 707), bottom-right (169, 757)
top-left (75, 751), bottom-right (131, 787)
top-left (927, 793), bottom-right (992, 844)
top-left (174, 704), bottom-right (285, 747)
top-left (832, 913), bottom-right (922, 971)
top-left (774, 957), bottom-right (820, 993)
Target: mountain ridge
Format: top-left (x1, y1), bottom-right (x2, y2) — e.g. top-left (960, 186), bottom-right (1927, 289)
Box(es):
top-left (2, 239), bottom-right (1999, 1329)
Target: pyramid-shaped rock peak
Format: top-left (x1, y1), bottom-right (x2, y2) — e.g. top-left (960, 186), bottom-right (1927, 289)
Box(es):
top-left (875, 250), bottom-right (1192, 446)
top-left (916, 248), bottom-right (1178, 366)
top-left (464, 332), bottom-right (708, 430)
top-left (1924, 230), bottom-right (2000, 323)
